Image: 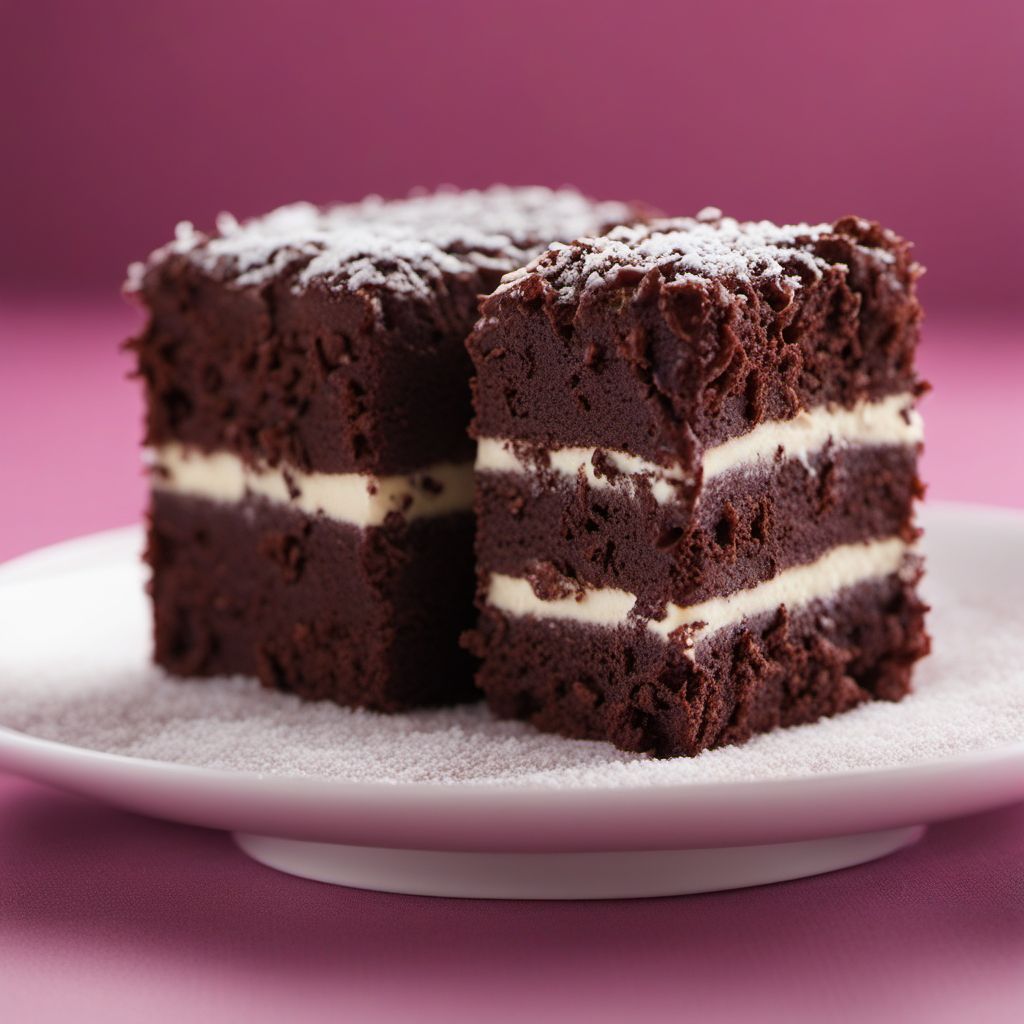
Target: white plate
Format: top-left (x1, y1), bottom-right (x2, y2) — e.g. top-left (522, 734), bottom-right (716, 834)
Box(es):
top-left (0, 502), bottom-right (1022, 899)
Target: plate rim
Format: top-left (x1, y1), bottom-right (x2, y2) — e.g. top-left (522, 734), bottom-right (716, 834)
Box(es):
top-left (1, 501), bottom-right (1023, 849)
top-left (2, 502), bottom-right (1024, 804)
top-left (1, 714), bottom-right (1023, 800)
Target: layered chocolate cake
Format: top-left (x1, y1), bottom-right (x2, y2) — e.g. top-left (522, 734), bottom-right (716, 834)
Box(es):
top-left (127, 186), bottom-right (640, 710)
top-left (467, 209), bottom-right (930, 756)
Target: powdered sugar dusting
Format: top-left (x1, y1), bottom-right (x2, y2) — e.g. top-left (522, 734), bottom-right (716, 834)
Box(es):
top-left (128, 186), bottom-right (639, 298)
top-left (0, 519), bottom-right (1022, 788)
top-left (496, 213), bottom-right (840, 304)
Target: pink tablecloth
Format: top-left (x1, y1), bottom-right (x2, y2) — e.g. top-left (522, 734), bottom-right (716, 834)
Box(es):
top-left (1, 303), bottom-right (1022, 1022)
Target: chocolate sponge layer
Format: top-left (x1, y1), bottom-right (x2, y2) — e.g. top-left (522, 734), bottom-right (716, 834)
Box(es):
top-left (476, 444), bottom-right (921, 613)
top-left (148, 493), bottom-right (477, 710)
top-left (131, 269), bottom-right (480, 476)
top-left (466, 569), bottom-right (929, 758)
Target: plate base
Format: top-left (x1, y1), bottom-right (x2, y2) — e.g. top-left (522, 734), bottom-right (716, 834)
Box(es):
top-left (234, 825), bottom-right (926, 899)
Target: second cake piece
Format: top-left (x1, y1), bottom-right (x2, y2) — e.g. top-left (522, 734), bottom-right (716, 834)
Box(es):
top-left (129, 187), bottom-right (641, 711)
top-left (467, 209), bottom-right (930, 756)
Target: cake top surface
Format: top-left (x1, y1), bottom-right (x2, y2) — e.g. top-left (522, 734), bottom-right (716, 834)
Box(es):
top-left (495, 208), bottom-right (910, 305)
top-left (126, 186), bottom-right (641, 301)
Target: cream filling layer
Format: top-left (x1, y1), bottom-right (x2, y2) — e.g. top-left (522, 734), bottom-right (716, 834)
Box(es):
top-left (476, 393), bottom-right (922, 503)
top-left (486, 537), bottom-right (911, 650)
top-left (150, 443), bottom-right (475, 528)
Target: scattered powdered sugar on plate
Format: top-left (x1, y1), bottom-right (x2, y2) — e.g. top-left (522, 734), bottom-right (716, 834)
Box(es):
top-left (0, 530), bottom-right (1022, 789)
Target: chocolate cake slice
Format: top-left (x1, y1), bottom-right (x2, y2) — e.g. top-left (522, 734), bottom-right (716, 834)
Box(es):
top-left (127, 186), bottom-right (641, 710)
top-left (467, 209), bottom-right (930, 756)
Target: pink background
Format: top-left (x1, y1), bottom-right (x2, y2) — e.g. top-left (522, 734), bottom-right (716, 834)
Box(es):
top-left (1, 1), bottom-right (1023, 1020)
top-left (3, 0), bottom-right (1023, 310)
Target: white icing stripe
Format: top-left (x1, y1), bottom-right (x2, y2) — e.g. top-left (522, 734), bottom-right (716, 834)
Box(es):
top-left (702, 393), bottom-right (923, 480)
top-left (150, 444), bottom-right (474, 528)
top-left (476, 393), bottom-right (922, 503)
top-left (648, 537), bottom-right (909, 642)
top-left (486, 537), bottom-right (911, 648)
top-left (476, 440), bottom-right (686, 503)
top-left (546, 446), bottom-right (686, 503)
top-left (486, 576), bottom-right (637, 628)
